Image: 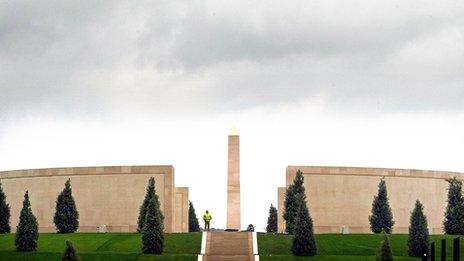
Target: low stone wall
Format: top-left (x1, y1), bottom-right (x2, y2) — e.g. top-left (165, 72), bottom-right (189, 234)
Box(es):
top-left (0, 165), bottom-right (188, 232)
top-left (278, 166), bottom-right (464, 234)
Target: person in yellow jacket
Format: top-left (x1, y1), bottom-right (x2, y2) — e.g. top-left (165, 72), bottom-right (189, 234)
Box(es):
top-left (203, 210), bottom-right (212, 231)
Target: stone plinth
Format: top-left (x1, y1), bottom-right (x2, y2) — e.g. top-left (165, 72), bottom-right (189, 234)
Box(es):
top-left (227, 135), bottom-right (241, 230)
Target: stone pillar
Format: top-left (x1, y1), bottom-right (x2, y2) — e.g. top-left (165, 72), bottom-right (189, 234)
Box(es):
top-left (227, 135), bottom-right (241, 230)
top-left (277, 187), bottom-right (286, 233)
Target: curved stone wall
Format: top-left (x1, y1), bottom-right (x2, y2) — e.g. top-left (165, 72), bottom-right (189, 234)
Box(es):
top-left (0, 165), bottom-right (188, 233)
top-left (278, 166), bottom-right (464, 234)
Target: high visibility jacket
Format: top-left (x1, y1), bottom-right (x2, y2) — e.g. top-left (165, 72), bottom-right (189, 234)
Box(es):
top-left (203, 213), bottom-right (212, 221)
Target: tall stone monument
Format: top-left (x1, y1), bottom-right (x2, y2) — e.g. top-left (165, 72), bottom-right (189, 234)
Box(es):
top-left (227, 134), bottom-right (241, 230)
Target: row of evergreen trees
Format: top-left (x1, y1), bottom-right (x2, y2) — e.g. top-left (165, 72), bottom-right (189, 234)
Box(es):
top-left (370, 176), bottom-right (464, 257)
top-left (0, 179), bottom-right (79, 236)
top-left (374, 200), bottom-right (430, 259)
top-left (369, 177), bottom-right (429, 257)
top-left (370, 176), bottom-right (464, 236)
top-left (0, 179), bottom-right (79, 251)
top-left (404, 178), bottom-right (462, 257)
top-left (279, 170), bottom-right (463, 257)
top-left (0, 177), bottom-right (167, 254)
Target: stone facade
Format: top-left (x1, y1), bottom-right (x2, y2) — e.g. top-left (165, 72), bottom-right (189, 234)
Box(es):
top-left (227, 135), bottom-right (241, 230)
top-left (278, 166), bottom-right (464, 234)
top-left (174, 187), bottom-right (189, 232)
top-left (0, 165), bottom-right (188, 233)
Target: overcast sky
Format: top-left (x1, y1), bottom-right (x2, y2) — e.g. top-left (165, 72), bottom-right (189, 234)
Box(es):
top-left (1, 0), bottom-right (464, 231)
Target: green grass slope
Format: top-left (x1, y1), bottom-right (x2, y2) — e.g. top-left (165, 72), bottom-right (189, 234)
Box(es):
top-left (0, 232), bottom-right (201, 261)
top-left (258, 233), bottom-right (464, 260)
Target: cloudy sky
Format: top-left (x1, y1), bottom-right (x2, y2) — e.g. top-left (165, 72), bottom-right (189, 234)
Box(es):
top-left (1, 0), bottom-right (464, 230)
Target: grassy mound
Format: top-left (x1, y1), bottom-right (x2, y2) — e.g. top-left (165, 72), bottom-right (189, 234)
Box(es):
top-left (258, 233), bottom-right (464, 260)
top-left (0, 232), bottom-right (201, 260)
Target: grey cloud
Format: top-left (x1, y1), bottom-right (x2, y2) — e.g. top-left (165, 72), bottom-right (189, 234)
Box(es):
top-left (0, 0), bottom-right (463, 122)
top-left (140, 1), bottom-right (461, 68)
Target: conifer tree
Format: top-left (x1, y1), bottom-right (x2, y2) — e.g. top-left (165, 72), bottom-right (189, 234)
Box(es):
top-left (188, 201), bottom-right (200, 232)
top-left (444, 177), bottom-right (464, 235)
top-left (266, 204), bottom-right (278, 233)
top-left (291, 194), bottom-right (317, 256)
top-left (0, 182), bottom-right (11, 233)
top-left (408, 200), bottom-right (429, 257)
top-left (369, 178), bottom-right (395, 233)
top-left (141, 197), bottom-right (164, 254)
top-left (62, 240), bottom-right (80, 261)
top-left (54, 179), bottom-right (79, 233)
top-left (283, 184), bottom-right (296, 234)
top-left (15, 191), bottom-right (39, 251)
top-left (292, 170), bottom-right (305, 195)
top-left (284, 170), bottom-right (305, 234)
top-left (376, 233), bottom-right (393, 261)
top-left (138, 177), bottom-right (156, 232)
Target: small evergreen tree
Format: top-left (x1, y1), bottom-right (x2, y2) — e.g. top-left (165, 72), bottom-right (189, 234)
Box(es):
top-left (138, 177), bottom-right (156, 232)
top-left (0, 182), bottom-right (11, 233)
top-left (283, 184), bottom-right (296, 234)
top-left (141, 198), bottom-right (164, 254)
top-left (291, 194), bottom-right (317, 256)
top-left (54, 179), bottom-right (79, 233)
top-left (188, 201), bottom-right (200, 232)
top-left (444, 177), bottom-right (464, 235)
top-left (408, 200), bottom-right (429, 257)
top-left (376, 233), bottom-right (393, 261)
top-left (15, 191), bottom-right (39, 251)
top-left (369, 178), bottom-right (395, 233)
top-left (266, 204), bottom-right (278, 233)
top-left (284, 170), bottom-right (305, 234)
top-left (62, 240), bottom-right (80, 261)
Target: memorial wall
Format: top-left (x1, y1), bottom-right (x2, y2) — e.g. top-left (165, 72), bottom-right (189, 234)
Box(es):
top-left (278, 166), bottom-right (464, 234)
top-left (0, 165), bottom-right (188, 233)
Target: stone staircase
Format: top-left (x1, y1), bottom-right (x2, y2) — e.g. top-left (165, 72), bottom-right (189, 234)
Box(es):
top-left (203, 232), bottom-right (254, 261)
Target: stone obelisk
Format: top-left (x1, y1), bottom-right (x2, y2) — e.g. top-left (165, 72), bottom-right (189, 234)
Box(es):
top-left (227, 134), bottom-right (241, 230)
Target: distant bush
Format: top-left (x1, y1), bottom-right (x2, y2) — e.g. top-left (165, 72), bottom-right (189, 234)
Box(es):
top-left (62, 240), bottom-right (80, 261)
top-left (376, 233), bottom-right (393, 261)
top-left (247, 224), bottom-right (255, 232)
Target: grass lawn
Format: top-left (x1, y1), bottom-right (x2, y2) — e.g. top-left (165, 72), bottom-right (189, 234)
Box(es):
top-left (0, 232), bottom-right (201, 260)
top-left (258, 233), bottom-right (464, 260)
top-left (2, 232), bottom-right (462, 260)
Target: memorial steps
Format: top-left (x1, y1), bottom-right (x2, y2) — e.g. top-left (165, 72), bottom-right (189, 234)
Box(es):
top-left (203, 232), bottom-right (255, 261)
